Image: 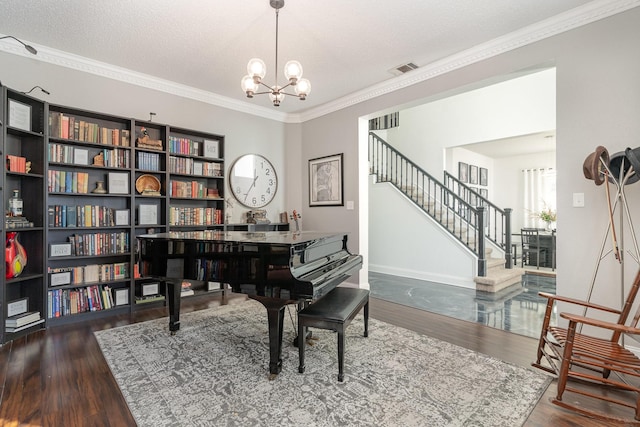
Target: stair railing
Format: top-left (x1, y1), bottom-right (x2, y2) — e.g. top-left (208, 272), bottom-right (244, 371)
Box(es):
top-left (369, 132), bottom-right (513, 273)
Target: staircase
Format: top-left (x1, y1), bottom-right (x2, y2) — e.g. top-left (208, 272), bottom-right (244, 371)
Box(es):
top-left (369, 132), bottom-right (523, 292)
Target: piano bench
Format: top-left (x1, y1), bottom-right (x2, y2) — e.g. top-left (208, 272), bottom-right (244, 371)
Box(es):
top-left (297, 287), bottom-right (369, 382)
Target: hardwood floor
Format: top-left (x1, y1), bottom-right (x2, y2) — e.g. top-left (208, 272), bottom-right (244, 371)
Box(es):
top-left (0, 293), bottom-right (627, 426)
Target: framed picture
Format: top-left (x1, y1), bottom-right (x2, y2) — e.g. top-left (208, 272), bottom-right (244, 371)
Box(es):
top-left (138, 204), bottom-right (158, 225)
top-left (480, 167), bottom-right (488, 186)
top-left (73, 148), bottom-right (89, 165)
top-left (115, 209), bottom-right (130, 226)
top-left (458, 162), bottom-right (468, 183)
top-left (309, 153), bottom-right (344, 207)
top-left (108, 172), bottom-right (129, 194)
top-left (203, 139), bottom-right (220, 158)
top-left (479, 188), bottom-right (488, 198)
top-left (7, 297), bottom-right (28, 317)
top-left (469, 165), bottom-right (479, 185)
top-left (8, 99), bottom-right (31, 131)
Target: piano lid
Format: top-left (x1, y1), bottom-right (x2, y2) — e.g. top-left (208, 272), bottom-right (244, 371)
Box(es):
top-left (138, 230), bottom-right (350, 246)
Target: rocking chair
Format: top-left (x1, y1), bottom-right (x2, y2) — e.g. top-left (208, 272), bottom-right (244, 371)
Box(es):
top-left (532, 269), bottom-right (640, 423)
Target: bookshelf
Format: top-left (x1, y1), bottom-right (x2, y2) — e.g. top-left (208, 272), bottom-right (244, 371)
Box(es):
top-left (1, 87), bottom-right (47, 342)
top-left (0, 88), bottom-right (227, 340)
top-left (46, 104), bottom-right (133, 325)
top-left (167, 127), bottom-right (224, 230)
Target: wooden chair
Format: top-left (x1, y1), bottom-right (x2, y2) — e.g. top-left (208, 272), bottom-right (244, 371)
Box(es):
top-left (521, 228), bottom-right (546, 269)
top-left (532, 269), bottom-right (640, 423)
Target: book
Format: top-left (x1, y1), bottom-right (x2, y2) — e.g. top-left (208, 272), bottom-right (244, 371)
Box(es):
top-left (181, 281), bottom-right (194, 297)
top-left (6, 311), bottom-right (41, 327)
top-left (135, 294), bottom-right (165, 304)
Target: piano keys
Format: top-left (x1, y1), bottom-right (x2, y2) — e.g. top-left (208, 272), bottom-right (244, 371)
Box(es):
top-left (138, 230), bottom-right (362, 376)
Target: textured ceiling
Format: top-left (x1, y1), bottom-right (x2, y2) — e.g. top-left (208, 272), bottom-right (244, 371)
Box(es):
top-left (0, 0), bottom-right (616, 116)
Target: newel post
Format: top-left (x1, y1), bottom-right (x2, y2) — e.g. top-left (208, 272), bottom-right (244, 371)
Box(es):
top-left (477, 206), bottom-right (486, 277)
top-left (504, 208), bottom-right (513, 269)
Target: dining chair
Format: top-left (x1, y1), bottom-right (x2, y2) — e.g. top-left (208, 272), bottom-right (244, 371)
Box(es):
top-left (521, 228), bottom-right (545, 269)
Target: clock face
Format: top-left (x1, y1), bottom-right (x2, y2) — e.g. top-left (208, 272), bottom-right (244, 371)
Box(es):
top-left (229, 154), bottom-right (278, 208)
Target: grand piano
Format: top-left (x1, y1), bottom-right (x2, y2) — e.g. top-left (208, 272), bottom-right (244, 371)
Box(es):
top-left (138, 230), bottom-right (363, 377)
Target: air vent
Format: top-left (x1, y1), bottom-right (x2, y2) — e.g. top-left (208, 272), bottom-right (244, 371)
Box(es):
top-left (389, 62), bottom-right (419, 76)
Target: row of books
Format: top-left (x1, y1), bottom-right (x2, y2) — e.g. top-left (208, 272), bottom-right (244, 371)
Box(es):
top-left (6, 154), bottom-right (28, 173)
top-left (168, 179), bottom-right (220, 199)
top-left (48, 204), bottom-right (120, 228)
top-left (49, 112), bottom-right (130, 146)
top-left (49, 262), bottom-right (129, 285)
top-left (47, 285), bottom-right (119, 318)
top-left (168, 136), bottom-right (202, 157)
top-left (48, 170), bottom-right (89, 193)
top-left (169, 156), bottom-right (223, 177)
top-left (168, 207), bottom-right (223, 226)
top-left (191, 259), bottom-right (225, 281)
top-left (5, 311), bottom-right (43, 332)
top-left (67, 231), bottom-right (130, 256)
top-left (49, 143), bottom-right (130, 168)
top-left (137, 151), bottom-right (161, 171)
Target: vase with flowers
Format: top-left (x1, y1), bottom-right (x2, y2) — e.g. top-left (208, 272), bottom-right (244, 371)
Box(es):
top-left (536, 207), bottom-right (557, 231)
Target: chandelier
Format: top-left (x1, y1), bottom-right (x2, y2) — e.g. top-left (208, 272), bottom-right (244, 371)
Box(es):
top-left (241, 0), bottom-right (311, 107)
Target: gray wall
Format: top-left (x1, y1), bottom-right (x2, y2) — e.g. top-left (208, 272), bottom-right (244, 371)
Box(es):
top-left (3, 7), bottom-right (640, 307)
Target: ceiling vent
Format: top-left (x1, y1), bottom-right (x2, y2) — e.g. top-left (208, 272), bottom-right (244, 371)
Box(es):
top-left (389, 62), bottom-right (419, 76)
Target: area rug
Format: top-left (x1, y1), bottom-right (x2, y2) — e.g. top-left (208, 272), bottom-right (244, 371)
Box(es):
top-left (94, 300), bottom-right (551, 427)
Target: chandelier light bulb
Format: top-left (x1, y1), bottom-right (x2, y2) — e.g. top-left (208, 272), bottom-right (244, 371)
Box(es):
top-left (241, 75), bottom-right (259, 97)
top-left (269, 86), bottom-right (285, 106)
top-left (295, 78), bottom-right (311, 99)
top-left (284, 60), bottom-right (303, 84)
top-left (247, 58), bottom-right (266, 82)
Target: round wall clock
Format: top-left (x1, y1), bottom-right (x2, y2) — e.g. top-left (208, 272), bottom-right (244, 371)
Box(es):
top-left (229, 154), bottom-right (278, 208)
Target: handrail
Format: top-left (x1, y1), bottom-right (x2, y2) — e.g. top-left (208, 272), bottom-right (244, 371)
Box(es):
top-left (369, 132), bottom-right (513, 274)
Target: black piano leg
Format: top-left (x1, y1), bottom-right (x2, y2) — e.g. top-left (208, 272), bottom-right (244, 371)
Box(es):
top-left (167, 280), bottom-right (181, 334)
top-left (265, 305), bottom-right (285, 378)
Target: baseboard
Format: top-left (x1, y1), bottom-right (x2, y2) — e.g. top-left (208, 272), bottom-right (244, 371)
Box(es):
top-left (369, 264), bottom-right (475, 289)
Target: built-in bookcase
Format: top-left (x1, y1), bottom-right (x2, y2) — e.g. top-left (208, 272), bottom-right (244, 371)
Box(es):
top-left (1, 87), bottom-right (47, 343)
top-left (46, 104), bottom-right (133, 325)
top-left (0, 88), bottom-right (226, 340)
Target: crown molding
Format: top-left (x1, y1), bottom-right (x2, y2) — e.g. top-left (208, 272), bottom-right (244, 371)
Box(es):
top-left (2, 0), bottom-right (638, 124)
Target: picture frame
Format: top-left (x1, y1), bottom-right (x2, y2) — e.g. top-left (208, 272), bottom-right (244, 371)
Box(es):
top-left (114, 288), bottom-right (129, 306)
top-left (138, 204), bottom-right (158, 225)
top-left (203, 139), bottom-right (220, 158)
top-left (458, 162), bottom-right (468, 183)
top-left (49, 242), bottom-right (72, 257)
top-left (7, 297), bottom-right (29, 317)
top-left (479, 188), bottom-right (488, 199)
top-left (480, 167), bottom-right (488, 186)
top-left (8, 99), bottom-right (31, 131)
top-left (73, 148), bottom-right (89, 165)
top-left (115, 209), bottom-right (130, 226)
top-left (469, 165), bottom-right (479, 185)
top-left (108, 172), bottom-right (129, 194)
top-left (309, 153), bottom-right (344, 207)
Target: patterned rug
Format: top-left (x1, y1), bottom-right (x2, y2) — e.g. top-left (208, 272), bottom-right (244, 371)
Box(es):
top-left (94, 300), bottom-right (551, 426)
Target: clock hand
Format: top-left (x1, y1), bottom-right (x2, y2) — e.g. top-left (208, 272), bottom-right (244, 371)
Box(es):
top-left (243, 171), bottom-right (259, 201)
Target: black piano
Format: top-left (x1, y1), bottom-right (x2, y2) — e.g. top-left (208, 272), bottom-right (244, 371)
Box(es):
top-left (138, 230), bottom-right (363, 376)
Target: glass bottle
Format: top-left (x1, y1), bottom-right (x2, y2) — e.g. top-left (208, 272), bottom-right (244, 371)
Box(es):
top-left (8, 189), bottom-right (23, 217)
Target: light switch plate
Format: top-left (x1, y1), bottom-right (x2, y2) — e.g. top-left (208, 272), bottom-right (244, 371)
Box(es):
top-left (573, 192), bottom-right (585, 207)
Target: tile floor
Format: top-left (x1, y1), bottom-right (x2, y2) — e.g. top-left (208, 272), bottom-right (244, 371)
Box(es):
top-left (369, 271), bottom-right (556, 339)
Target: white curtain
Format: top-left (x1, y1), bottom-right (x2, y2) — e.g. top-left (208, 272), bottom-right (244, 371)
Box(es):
top-left (523, 168), bottom-right (556, 228)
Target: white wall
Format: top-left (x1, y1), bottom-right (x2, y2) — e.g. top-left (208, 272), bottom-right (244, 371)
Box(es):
top-left (383, 69), bottom-right (556, 176)
top-left (369, 179), bottom-right (476, 288)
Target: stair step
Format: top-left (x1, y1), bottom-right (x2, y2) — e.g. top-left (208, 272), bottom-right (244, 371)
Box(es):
top-left (475, 267), bottom-right (525, 293)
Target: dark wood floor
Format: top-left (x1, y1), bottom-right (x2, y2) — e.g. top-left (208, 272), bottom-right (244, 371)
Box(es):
top-left (0, 293), bottom-right (627, 426)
